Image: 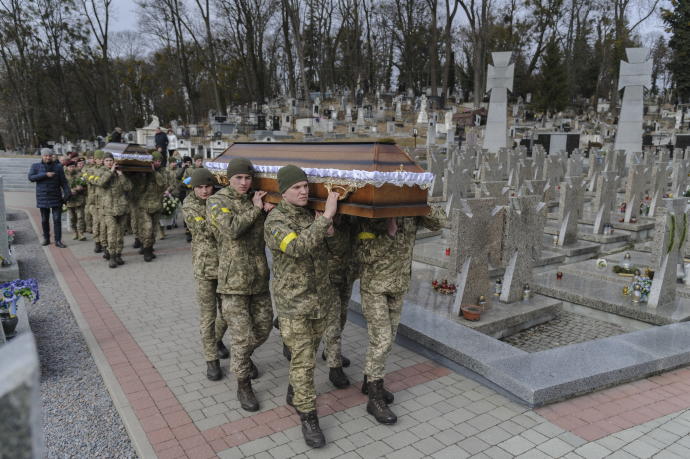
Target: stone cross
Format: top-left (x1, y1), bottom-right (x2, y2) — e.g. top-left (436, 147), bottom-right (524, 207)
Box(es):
top-left (587, 149), bottom-right (603, 192)
top-left (475, 181), bottom-right (510, 205)
top-left (427, 120), bottom-right (437, 147)
top-left (484, 51), bottom-right (514, 152)
top-left (671, 158), bottom-right (687, 198)
top-left (649, 164), bottom-right (669, 217)
top-left (592, 171), bottom-right (619, 234)
top-left (428, 150), bottom-right (446, 198)
top-left (500, 196), bottom-right (546, 303)
top-left (449, 198), bottom-right (506, 316)
top-left (417, 95), bottom-right (429, 124)
top-left (566, 152), bottom-right (583, 177)
top-left (614, 48), bottom-right (652, 158)
top-left (557, 176), bottom-right (585, 246)
top-left (624, 164), bottom-right (646, 222)
top-left (648, 198), bottom-right (688, 308)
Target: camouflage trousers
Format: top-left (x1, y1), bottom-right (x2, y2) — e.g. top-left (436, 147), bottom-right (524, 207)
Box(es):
top-left (90, 206), bottom-right (106, 244)
top-left (137, 209), bottom-right (161, 248)
top-left (197, 279), bottom-right (228, 362)
top-left (84, 204), bottom-right (92, 232)
top-left (220, 293), bottom-right (273, 380)
top-left (361, 291), bottom-right (404, 380)
top-left (130, 206), bottom-right (139, 235)
top-left (67, 206), bottom-right (85, 234)
top-left (322, 281), bottom-right (353, 368)
top-left (279, 315), bottom-right (327, 413)
top-left (103, 214), bottom-right (127, 255)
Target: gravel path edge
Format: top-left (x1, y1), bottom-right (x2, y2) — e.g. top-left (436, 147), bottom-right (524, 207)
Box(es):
top-left (16, 207), bottom-right (154, 459)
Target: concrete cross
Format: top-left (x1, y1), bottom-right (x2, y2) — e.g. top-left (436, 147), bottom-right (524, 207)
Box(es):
top-left (500, 195), bottom-right (546, 303)
top-left (449, 198), bottom-right (506, 316)
top-left (614, 48), bottom-right (652, 159)
top-left (557, 176), bottom-right (585, 246)
top-left (671, 158), bottom-right (688, 198)
top-left (624, 164), bottom-right (646, 222)
top-left (592, 171), bottom-right (619, 234)
top-left (484, 51), bottom-right (514, 152)
top-left (648, 198), bottom-right (688, 308)
top-left (649, 163), bottom-right (669, 217)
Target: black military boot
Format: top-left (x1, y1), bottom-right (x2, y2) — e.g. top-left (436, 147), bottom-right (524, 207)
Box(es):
top-left (250, 359), bottom-right (259, 379)
top-left (282, 343), bottom-right (292, 361)
top-left (322, 351), bottom-right (351, 368)
top-left (217, 341), bottom-right (229, 359)
top-left (108, 257), bottom-right (117, 268)
top-left (143, 247), bottom-right (154, 262)
top-left (133, 238), bottom-right (142, 249)
top-left (298, 410), bottom-right (326, 448)
top-left (138, 246), bottom-right (144, 254)
top-left (94, 242), bottom-right (103, 253)
top-left (206, 360), bottom-right (222, 381)
top-left (102, 249), bottom-right (110, 260)
top-left (366, 379), bottom-right (397, 425)
top-left (237, 378), bottom-right (259, 412)
top-left (115, 254), bottom-right (125, 265)
top-left (361, 375), bottom-right (394, 404)
top-left (329, 367), bottom-right (350, 389)
top-left (286, 384), bottom-right (294, 407)
top-left (185, 231), bottom-right (192, 243)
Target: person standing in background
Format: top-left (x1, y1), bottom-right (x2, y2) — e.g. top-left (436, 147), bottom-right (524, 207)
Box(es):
top-left (28, 148), bottom-right (71, 248)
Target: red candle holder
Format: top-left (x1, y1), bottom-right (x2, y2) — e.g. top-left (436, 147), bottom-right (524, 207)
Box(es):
top-left (445, 248), bottom-right (451, 256)
top-left (556, 271), bottom-right (563, 280)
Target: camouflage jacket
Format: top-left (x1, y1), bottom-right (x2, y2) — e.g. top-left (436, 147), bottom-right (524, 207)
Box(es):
top-left (325, 215), bottom-right (359, 286)
top-left (97, 170), bottom-right (133, 216)
top-left (183, 192), bottom-right (218, 280)
top-left (357, 207), bottom-right (446, 295)
top-left (207, 187), bottom-right (269, 295)
top-left (264, 200), bottom-right (335, 319)
top-left (84, 165), bottom-right (105, 207)
top-left (134, 169), bottom-right (167, 212)
top-left (65, 169), bottom-right (86, 207)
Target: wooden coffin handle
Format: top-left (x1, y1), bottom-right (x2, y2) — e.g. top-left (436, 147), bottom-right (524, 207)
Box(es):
top-left (324, 183), bottom-right (358, 200)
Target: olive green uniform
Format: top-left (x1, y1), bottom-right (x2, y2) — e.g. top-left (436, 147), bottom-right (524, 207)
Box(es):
top-left (85, 165), bottom-right (106, 244)
top-left (98, 170), bottom-right (132, 256)
top-left (183, 192), bottom-right (228, 362)
top-left (207, 187), bottom-right (272, 380)
top-left (264, 200), bottom-right (335, 413)
top-left (356, 207), bottom-right (446, 380)
top-left (65, 169), bottom-right (86, 237)
top-left (132, 169), bottom-right (167, 248)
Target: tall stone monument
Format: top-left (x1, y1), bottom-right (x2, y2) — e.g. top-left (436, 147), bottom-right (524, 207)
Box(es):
top-left (483, 52), bottom-right (514, 153)
top-left (613, 48), bottom-right (652, 159)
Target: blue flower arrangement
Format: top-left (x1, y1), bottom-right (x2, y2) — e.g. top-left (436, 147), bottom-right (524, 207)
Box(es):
top-left (0, 278), bottom-right (39, 316)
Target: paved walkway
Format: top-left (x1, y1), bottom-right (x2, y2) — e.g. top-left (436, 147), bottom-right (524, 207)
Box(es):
top-left (9, 190), bottom-right (690, 458)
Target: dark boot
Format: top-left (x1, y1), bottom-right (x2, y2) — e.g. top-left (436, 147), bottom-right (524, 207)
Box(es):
top-left (329, 367), bottom-right (350, 389)
top-left (361, 375), bottom-right (394, 404)
top-left (94, 242), bottom-right (103, 253)
top-left (366, 379), bottom-right (397, 425)
top-left (186, 231), bottom-right (192, 242)
top-left (282, 343), bottom-right (292, 361)
top-left (237, 378), bottom-right (259, 412)
top-left (102, 249), bottom-right (110, 260)
top-left (273, 317), bottom-right (280, 330)
top-left (138, 247), bottom-right (144, 254)
top-left (108, 257), bottom-right (117, 268)
top-left (250, 360), bottom-right (259, 379)
top-left (115, 254), bottom-right (125, 265)
top-left (143, 247), bottom-right (154, 262)
top-left (42, 239), bottom-right (50, 246)
top-left (298, 410), bottom-right (326, 448)
top-left (217, 341), bottom-right (229, 359)
top-left (133, 238), bottom-right (142, 249)
top-left (206, 360), bottom-right (222, 381)
top-left (286, 384), bottom-right (294, 407)
top-left (322, 351), bottom-right (351, 368)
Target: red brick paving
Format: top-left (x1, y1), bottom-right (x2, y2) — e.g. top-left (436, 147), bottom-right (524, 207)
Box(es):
top-left (23, 207), bottom-right (453, 457)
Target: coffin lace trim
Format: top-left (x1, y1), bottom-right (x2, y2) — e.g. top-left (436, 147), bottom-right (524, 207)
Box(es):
top-left (205, 162), bottom-right (433, 189)
top-left (112, 152), bottom-right (152, 161)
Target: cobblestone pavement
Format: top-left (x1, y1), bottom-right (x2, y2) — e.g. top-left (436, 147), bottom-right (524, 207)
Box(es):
top-left (9, 189), bottom-right (690, 459)
top-left (502, 310), bottom-right (628, 353)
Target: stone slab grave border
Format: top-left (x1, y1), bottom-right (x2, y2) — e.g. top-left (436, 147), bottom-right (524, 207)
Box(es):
top-left (348, 281), bottom-right (690, 407)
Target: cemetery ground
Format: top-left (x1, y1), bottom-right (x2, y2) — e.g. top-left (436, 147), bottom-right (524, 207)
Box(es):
top-left (9, 189), bottom-right (690, 459)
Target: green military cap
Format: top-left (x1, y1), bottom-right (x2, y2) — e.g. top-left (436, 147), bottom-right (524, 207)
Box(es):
top-left (103, 152), bottom-right (114, 159)
top-left (190, 168), bottom-right (217, 188)
top-left (193, 154), bottom-right (203, 161)
top-left (278, 164), bottom-right (308, 193)
top-left (151, 151), bottom-right (163, 160)
top-left (226, 157), bottom-right (254, 178)
top-left (94, 150), bottom-right (104, 159)
top-left (85, 151), bottom-right (94, 158)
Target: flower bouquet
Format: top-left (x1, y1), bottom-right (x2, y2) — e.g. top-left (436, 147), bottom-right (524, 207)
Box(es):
top-left (161, 191), bottom-right (181, 217)
top-left (1, 278), bottom-right (39, 338)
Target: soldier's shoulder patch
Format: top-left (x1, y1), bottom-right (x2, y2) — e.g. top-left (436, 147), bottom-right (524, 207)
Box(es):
top-left (220, 207), bottom-right (231, 213)
top-left (194, 216), bottom-right (204, 222)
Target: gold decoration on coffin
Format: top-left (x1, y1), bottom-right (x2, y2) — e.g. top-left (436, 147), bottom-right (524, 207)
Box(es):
top-left (323, 182), bottom-right (360, 200)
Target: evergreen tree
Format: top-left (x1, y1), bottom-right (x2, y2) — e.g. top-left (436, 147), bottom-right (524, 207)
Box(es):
top-left (535, 39), bottom-right (568, 115)
top-left (663, 0), bottom-right (690, 103)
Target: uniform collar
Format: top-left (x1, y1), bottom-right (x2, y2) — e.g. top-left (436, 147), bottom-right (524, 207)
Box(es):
top-left (278, 199), bottom-right (312, 218)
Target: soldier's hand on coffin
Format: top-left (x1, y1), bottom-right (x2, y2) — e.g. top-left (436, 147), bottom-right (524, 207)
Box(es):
top-left (252, 190), bottom-right (267, 208)
top-left (386, 217), bottom-right (398, 237)
top-left (326, 223), bottom-right (335, 237)
top-left (263, 202), bottom-right (275, 212)
top-left (323, 191), bottom-right (339, 219)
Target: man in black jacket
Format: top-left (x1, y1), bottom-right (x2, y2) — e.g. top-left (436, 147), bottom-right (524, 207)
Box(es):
top-left (110, 127), bottom-right (123, 143)
top-left (154, 127), bottom-right (169, 166)
top-left (28, 149), bottom-right (71, 247)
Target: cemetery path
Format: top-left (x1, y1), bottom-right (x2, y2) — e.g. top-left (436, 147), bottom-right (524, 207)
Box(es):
top-left (8, 189), bottom-right (690, 458)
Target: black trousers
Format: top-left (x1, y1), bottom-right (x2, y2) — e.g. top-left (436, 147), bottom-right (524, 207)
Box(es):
top-left (40, 207), bottom-right (62, 243)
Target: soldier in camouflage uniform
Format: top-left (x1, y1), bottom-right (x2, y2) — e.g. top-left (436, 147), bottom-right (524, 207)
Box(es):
top-left (321, 215), bottom-right (358, 389)
top-left (264, 165), bottom-right (340, 449)
top-left (83, 153), bottom-right (93, 233)
top-left (134, 151), bottom-right (167, 261)
top-left (98, 153), bottom-right (133, 268)
top-left (65, 161), bottom-right (87, 240)
top-left (207, 157), bottom-right (273, 412)
top-left (86, 150), bottom-right (107, 253)
top-left (178, 154), bottom-right (204, 242)
top-left (356, 206), bottom-right (446, 425)
top-left (182, 168), bottom-right (229, 381)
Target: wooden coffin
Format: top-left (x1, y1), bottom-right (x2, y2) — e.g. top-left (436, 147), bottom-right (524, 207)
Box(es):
top-left (103, 143), bottom-right (153, 172)
top-left (207, 142), bottom-right (433, 218)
